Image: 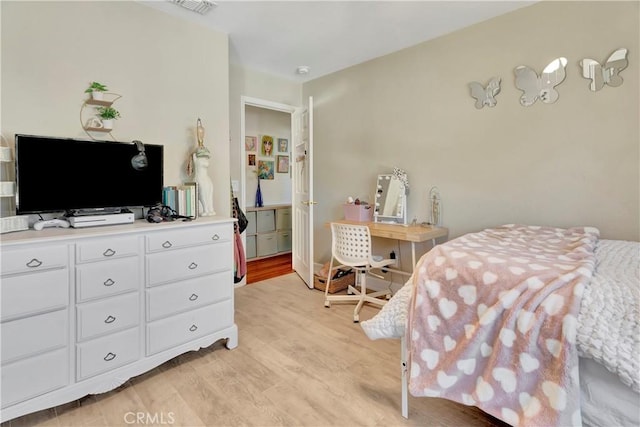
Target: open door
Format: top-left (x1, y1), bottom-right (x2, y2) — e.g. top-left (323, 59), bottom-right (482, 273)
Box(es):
top-left (292, 96), bottom-right (314, 288)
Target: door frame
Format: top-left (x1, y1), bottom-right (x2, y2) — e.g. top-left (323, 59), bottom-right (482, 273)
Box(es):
top-left (239, 96), bottom-right (296, 285)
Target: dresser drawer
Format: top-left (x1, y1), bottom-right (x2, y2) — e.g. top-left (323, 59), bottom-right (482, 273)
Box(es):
top-left (147, 271), bottom-right (232, 321)
top-left (146, 224), bottom-right (232, 252)
top-left (1, 347), bottom-right (68, 408)
top-left (77, 292), bottom-right (139, 341)
top-left (147, 300), bottom-right (233, 355)
top-left (1, 268), bottom-right (69, 322)
top-left (76, 236), bottom-right (139, 263)
top-left (256, 210), bottom-right (275, 233)
top-left (76, 327), bottom-right (140, 380)
top-left (76, 257), bottom-right (140, 302)
top-left (1, 245), bottom-right (68, 276)
top-left (1, 309), bottom-right (67, 364)
top-left (257, 232), bottom-right (278, 257)
top-left (146, 242), bottom-right (232, 287)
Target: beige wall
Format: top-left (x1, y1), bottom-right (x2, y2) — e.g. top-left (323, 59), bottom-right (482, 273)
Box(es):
top-left (304, 1), bottom-right (639, 264)
top-left (1, 1), bottom-right (231, 217)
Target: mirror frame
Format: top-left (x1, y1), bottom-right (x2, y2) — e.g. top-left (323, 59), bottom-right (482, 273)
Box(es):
top-left (373, 173), bottom-right (407, 225)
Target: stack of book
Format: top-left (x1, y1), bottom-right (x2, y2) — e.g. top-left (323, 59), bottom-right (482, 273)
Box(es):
top-left (162, 182), bottom-right (198, 218)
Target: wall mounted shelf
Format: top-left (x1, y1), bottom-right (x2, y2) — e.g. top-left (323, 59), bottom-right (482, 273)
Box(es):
top-left (79, 93), bottom-right (122, 141)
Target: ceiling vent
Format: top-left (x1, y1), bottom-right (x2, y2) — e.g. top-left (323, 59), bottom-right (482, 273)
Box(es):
top-left (169, 0), bottom-right (217, 15)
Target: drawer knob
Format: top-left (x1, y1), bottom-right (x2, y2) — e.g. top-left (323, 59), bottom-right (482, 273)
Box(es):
top-left (103, 278), bottom-right (115, 287)
top-left (26, 258), bottom-right (43, 268)
top-left (104, 315), bottom-right (116, 324)
top-left (189, 293), bottom-right (199, 301)
top-left (211, 234), bottom-right (220, 241)
top-left (162, 241), bottom-right (173, 248)
top-left (188, 262), bottom-right (198, 270)
top-left (104, 352), bottom-right (117, 361)
top-left (103, 249), bottom-right (116, 257)
top-left (189, 324), bottom-right (198, 332)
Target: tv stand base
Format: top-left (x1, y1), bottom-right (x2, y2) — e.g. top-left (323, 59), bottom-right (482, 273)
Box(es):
top-left (67, 212), bottom-right (135, 228)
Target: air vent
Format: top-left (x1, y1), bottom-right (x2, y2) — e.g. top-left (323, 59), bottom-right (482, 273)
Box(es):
top-left (169, 0), bottom-right (217, 15)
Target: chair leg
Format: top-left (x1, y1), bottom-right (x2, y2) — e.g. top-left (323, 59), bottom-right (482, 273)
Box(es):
top-left (353, 269), bottom-right (366, 322)
top-left (324, 259), bottom-right (334, 308)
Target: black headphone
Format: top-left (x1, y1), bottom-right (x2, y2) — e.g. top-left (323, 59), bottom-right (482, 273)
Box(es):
top-left (146, 205), bottom-right (193, 223)
top-left (131, 140), bottom-right (148, 171)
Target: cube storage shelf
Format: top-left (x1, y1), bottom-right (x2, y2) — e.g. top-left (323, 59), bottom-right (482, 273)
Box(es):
top-left (245, 205), bottom-right (291, 260)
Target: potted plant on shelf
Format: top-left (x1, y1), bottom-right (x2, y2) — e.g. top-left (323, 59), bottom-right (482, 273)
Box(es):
top-left (85, 81), bottom-right (108, 101)
top-left (96, 106), bottom-right (120, 130)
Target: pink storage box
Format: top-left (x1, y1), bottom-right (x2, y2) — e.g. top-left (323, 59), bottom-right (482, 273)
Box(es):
top-left (343, 204), bottom-right (373, 222)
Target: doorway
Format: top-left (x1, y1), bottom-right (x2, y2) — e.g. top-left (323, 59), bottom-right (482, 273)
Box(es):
top-left (240, 97), bottom-right (296, 285)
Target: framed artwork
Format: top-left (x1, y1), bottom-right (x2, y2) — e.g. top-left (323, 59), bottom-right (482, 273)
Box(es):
top-left (245, 136), bottom-right (257, 152)
top-left (257, 160), bottom-right (274, 180)
top-left (260, 135), bottom-right (274, 157)
top-left (277, 155), bottom-right (289, 173)
top-left (247, 153), bottom-right (256, 167)
top-left (277, 138), bottom-right (289, 153)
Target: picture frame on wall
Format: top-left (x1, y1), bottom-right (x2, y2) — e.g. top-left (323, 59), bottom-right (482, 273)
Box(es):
top-left (248, 153), bottom-right (256, 167)
top-left (260, 135), bottom-right (274, 157)
top-left (257, 160), bottom-right (274, 180)
top-left (277, 138), bottom-right (289, 153)
top-left (277, 155), bottom-right (289, 173)
top-left (245, 136), bottom-right (257, 152)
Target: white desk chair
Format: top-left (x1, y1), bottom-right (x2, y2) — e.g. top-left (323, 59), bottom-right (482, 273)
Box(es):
top-left (324, 222), bottom-right (395, 322)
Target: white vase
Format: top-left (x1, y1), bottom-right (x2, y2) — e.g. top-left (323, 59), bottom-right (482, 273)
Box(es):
top-left (101, 119), bottom-right (113, 130)
top-left (91, 91), bottom-right (104, 101)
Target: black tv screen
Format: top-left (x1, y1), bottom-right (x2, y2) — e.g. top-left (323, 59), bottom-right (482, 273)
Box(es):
top-left (15, 134), bottom-right (164, 215)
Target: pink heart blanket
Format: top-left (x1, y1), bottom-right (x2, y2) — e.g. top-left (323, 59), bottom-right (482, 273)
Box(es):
top-left (407, 224), bottom-right (599, 426)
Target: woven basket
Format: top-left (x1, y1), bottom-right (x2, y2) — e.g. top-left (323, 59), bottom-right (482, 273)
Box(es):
top-left (313, 270), bottom-right (355, 293)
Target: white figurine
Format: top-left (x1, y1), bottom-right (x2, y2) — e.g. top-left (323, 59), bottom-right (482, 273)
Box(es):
top-left (188, 118), bottom-right (216, 216)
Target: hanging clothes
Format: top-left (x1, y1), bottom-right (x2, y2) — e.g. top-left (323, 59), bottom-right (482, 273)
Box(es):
top-left (231, 193), bottom-right (247, 283)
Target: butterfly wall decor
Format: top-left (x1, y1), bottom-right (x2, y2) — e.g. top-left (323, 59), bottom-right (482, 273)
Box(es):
top-left (579, 48), bottom-right (628, 92)
top-left (468, 77), bottom-right (501, 109)
top-left (514, 57), bottom-right (568, 106)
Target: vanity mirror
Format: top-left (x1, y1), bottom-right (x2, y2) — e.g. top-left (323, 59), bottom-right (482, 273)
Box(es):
top-left (374, 173), bottom-right (407, 225)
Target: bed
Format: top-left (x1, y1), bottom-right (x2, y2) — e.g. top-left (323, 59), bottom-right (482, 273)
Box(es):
top-left (361, 224), bottom-right (639, 427)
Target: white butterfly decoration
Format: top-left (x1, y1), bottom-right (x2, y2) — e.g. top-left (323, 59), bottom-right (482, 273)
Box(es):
top-left (468, 77), bottom-right (501, 109)
top-left (514, 57), bottom-right (568, 106)
top-left (579, 48), bottom-right (628, 91)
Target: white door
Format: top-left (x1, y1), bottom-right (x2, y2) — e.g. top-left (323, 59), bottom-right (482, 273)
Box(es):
top-left (292, 96), bottom-right (314, 288)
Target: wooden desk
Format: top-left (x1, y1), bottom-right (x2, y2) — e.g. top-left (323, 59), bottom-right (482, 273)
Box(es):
top-left (330, 220), bottom-right (448, 273)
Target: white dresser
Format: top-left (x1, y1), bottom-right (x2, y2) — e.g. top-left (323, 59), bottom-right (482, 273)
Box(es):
top-left (0, 217), bottom-right (237, 423)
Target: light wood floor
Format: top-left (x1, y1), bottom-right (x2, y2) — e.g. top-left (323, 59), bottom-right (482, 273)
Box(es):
top-left (3, 273), bottom-right (507, 427)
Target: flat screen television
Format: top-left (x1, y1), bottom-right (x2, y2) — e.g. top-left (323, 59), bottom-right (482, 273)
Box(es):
top-left (15, 134), bottom-right (164, 215)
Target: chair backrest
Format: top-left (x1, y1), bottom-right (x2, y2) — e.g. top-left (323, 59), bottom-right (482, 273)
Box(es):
top-left (330, 222), bottom-right (372, 267)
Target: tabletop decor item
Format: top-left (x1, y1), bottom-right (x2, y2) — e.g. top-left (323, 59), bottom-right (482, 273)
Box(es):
top-left (186, 118), bottom-right (216, 215)
top-left (255, 178), bottom-right (263, 207)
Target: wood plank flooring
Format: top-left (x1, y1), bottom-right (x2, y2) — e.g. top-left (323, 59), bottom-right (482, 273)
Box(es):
top-left (246, 253), bottom-right (293, 284)
top-left (2, 274), bottom-right (508, 427)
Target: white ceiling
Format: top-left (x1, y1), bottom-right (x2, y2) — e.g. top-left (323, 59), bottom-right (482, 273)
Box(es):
top-left (140, 1), bottom-right (536, 82)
